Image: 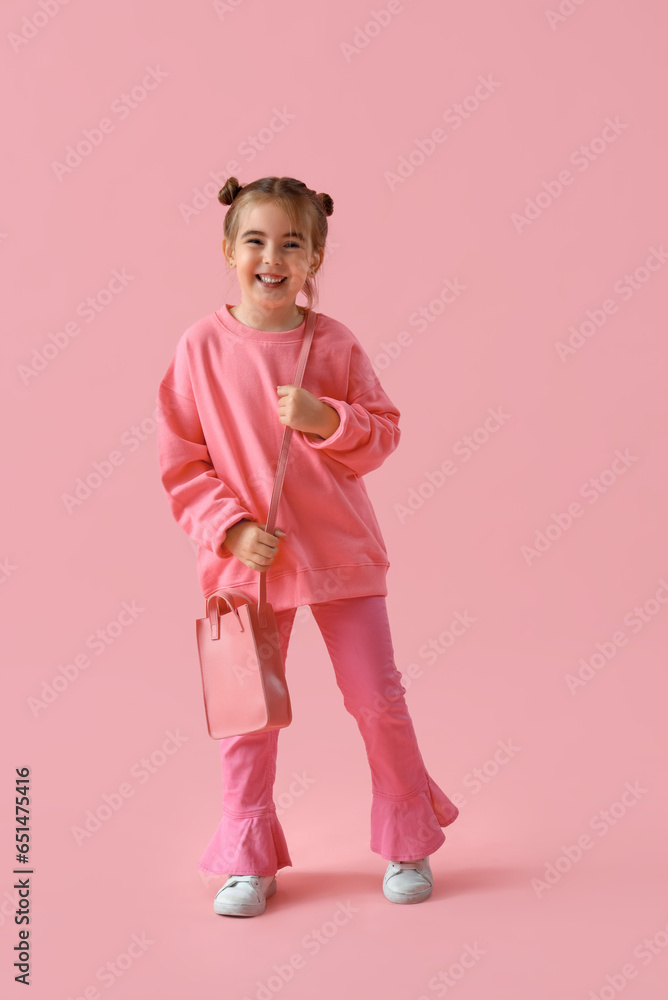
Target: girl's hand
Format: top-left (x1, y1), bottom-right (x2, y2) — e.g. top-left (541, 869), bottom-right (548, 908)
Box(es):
top-left (222, 519), bottom-right (287, 572)
top-left (276, 385), bottom-right (340, 439)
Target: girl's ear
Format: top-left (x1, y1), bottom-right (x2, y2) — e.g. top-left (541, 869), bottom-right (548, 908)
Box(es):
top-left (310, 249), bottom-right (324, 273)
top-left (223, 238), bottom-right (234, 267)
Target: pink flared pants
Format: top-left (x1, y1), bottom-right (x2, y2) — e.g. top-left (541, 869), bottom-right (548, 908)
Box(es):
top-left (198, 594), bottom-right (459, 876)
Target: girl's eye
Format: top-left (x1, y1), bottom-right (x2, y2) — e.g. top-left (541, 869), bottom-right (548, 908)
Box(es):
top-left (246, 239), bottom-right (301, 248)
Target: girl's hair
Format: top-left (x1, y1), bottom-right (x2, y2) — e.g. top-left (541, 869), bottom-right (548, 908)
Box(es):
top-left (218, 176), bottom-right (334, 311)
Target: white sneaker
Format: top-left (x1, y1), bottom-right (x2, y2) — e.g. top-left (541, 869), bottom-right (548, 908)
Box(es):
top-left (383, 856), bottom-right (433, 904)
top-left (213, 874), bottom-right (277, 917)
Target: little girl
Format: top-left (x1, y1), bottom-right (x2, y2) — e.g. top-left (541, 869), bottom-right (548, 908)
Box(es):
top-left (156, 175), bottom-right (459, 917)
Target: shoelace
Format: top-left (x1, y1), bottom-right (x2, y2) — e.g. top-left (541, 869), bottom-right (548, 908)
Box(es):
top-left (216, 875), bottom-right (263, 896)
top-left (387, 861), bottom-right (432, 883)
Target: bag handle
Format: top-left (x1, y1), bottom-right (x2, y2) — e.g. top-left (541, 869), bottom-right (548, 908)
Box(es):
top-left (205, 588), bottom-right (255, 638)
top-left (258, 308), bottom-right (318, 622)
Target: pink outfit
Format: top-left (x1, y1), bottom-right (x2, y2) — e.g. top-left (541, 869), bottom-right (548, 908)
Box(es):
top-left (156, 304), bottom-right (460, 872)
top-left (156, 305), bottom-right (400, 612)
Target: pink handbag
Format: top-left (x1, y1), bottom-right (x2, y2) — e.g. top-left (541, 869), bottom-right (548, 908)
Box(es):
top-left (195, 309), bottom-right (317, 739)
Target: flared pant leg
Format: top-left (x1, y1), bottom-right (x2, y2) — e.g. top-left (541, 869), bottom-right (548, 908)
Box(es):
top-left (309, 595), bottom-right (459, 862)
top-left (198, 593), bottom-right (460, 875)
top-left (198, 605), bottom-right (298, 877)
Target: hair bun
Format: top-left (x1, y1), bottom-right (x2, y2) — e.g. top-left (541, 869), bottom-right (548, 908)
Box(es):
top-left (317, 192), bottom-right (334, 217)
top-left (218, 177), bottom-right (243, 206)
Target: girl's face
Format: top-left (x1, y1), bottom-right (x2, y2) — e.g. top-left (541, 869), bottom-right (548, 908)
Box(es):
top-left (226, 201), bottom-right (319, 320)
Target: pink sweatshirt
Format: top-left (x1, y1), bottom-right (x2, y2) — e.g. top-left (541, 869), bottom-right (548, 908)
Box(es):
top-left (156, 304), bottom-right (401, 612)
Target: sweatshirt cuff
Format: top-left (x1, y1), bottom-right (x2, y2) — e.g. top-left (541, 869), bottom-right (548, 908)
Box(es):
top-left (300, 397), bottom-right (349, 450)
top-left (216, 515), bottom-right (251, 559)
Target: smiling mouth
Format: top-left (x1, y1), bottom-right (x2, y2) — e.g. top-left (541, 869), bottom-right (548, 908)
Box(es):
top-left (256, 275), bottom-right (287, 285)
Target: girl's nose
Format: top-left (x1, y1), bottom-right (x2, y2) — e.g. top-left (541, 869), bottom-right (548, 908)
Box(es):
top-left (263, 245), bottom-right (282, 262)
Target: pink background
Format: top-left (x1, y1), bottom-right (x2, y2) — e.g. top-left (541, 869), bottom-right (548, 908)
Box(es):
top-left (2, 1), bottom-right (668, 997)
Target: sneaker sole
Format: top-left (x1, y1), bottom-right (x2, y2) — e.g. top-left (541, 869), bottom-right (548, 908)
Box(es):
top-left (214, 877), bottom-right (277, 917)
top-left (383, 883), bottom-right (433, 904)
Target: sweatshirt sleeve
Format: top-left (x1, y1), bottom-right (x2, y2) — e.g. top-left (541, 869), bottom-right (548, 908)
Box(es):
top-left (156, 378), bottom-right (253, 560)
top-left (300, 331), bottom-right (401, 476)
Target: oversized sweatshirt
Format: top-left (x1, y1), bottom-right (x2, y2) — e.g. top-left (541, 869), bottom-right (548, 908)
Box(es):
top-left (155, 304), bottom-right (401, 612)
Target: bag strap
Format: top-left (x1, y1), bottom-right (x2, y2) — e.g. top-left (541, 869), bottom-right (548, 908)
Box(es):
top-left (258, 307), bottom-right (318, 619)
